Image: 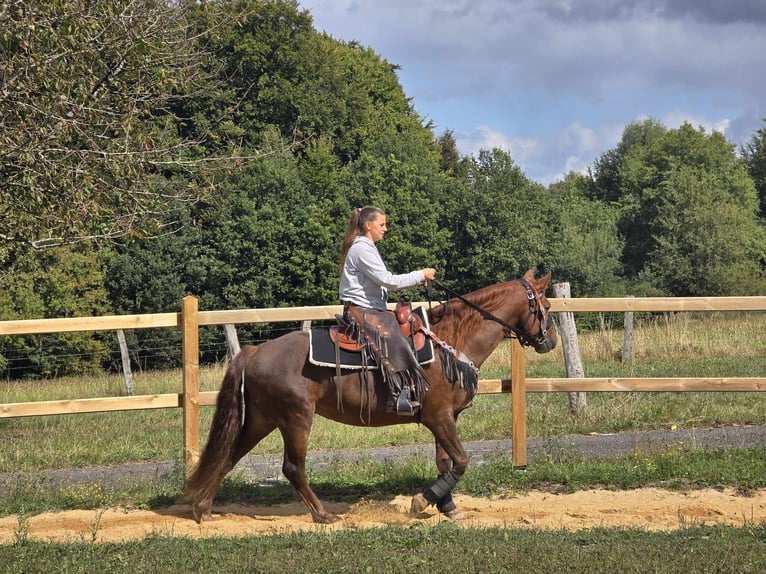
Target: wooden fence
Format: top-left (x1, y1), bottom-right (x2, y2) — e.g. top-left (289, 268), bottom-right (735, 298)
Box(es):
top-left (1, 295), bottom-right (765, 470)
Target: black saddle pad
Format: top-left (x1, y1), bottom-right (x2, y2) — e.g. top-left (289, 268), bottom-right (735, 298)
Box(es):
top-left (308, 307), bottom-right (435, 370)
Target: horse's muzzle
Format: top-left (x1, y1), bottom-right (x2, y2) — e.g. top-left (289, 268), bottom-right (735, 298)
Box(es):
top-left (533, 324), bottom-right (558, 354)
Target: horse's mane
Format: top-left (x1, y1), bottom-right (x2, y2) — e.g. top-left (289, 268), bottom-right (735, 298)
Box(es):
top-left (428, 282), bottom-right (511, 350)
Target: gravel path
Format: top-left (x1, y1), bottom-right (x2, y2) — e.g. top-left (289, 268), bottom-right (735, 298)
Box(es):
top-left (4, 424), bottom-right (764, 492)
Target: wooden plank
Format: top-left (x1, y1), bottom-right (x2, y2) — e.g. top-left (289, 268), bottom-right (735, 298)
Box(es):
top-left (0, 312), bottom-right (179, 335)
top-left (0, 394), bottom-right (181, 418)
top-left (200, 391), bottom-right (219, 406)
top-left (2, 297), bottom-right (764, 336)
top-left (199, 306), bottom-right (344, 326)
top-left (523, 377), bottom-right (766, 392)
top-left (4, 376), bottom-right (761, 418)
top-left (477, 379), bottom-right (511, 394)
top-left (547, 296), bottom-right (766, 313)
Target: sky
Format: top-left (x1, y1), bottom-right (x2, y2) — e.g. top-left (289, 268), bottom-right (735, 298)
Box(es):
top-left (297, 0), bottom-right (766, 185)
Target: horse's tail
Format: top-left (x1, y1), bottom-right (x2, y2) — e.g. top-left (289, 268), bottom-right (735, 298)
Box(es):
top-left (184, 347), bottom-right (256, 504)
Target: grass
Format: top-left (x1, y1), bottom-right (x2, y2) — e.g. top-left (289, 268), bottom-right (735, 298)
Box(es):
top-left (0, 312), bottom-right (765, 571)
top-left (2, 525), bottom-right (765, 574)
top-left (1, 312), bottom-right (764, 473)
top-left (0, 312), bottom-right (764, 513)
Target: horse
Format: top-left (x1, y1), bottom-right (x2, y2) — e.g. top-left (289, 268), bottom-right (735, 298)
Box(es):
top-left (185, 269), bottom-right (558, 524)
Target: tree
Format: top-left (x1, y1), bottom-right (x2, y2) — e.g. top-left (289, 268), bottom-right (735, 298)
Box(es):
top-left (589, 119), bottom-right (669, 276)
top-left (741, 121), bottom-right (766, 220)
top-left (591, 120), bottom-right (765, 295)
top-left (0, 0), bottom-right (243, 248)
top-left (0, 243), bottom-right (112, 376)
top-left (436, 130), bottom-right (462, 177)
top-left (643, 165), bottom-right (765, 296)
top-left (205, 1), bottom-right (424, 166)
top-left (441, 148), bottom-right (556, 293)
top-left (548, 173), bottom-right (624, 297)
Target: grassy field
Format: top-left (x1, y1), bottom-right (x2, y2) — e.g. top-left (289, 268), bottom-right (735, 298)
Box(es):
top-left (2, 525), bottom-right (765, 574)
top-left (1, 311), bottom-right (764, 473)
top-left (1, 312), bottom-right (765, 571)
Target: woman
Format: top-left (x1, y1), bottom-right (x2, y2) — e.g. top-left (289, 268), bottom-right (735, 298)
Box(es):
top-left (338, 206), bottom-right (436, 415)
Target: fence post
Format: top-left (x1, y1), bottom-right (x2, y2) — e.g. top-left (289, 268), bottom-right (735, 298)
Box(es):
top-left (622, 296), bottom-right (634, 363)
top-left (115, 329), bottom-right (134, 396)
top-left (553, 282), bottom-right (587, 415)
top-left (222, 323), bottom-right (241, 360)
top-left (511, 337), bottom-right (527, 469)
top-left (181, 295), bottom-right (200, 475)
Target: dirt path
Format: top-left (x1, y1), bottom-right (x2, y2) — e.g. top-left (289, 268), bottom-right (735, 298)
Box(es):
top-left (2, 488), bottom-right (765, 544)
top-left (3, 426), bottom-right (765, 544)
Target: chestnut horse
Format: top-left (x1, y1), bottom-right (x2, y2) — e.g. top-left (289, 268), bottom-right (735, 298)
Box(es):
top-left (185, 269), bottom-right (557, 523)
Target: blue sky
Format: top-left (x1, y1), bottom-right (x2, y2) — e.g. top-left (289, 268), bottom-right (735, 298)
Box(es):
top-left (297, 0), bottom-right (766, 185)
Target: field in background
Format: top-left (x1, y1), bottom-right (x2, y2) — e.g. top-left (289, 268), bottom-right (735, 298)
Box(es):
top-left (1, 311), bottom-right (764, 473)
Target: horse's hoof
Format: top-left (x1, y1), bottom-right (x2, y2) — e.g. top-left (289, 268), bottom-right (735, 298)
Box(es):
top-left (445, 508), bottom-right (465, 521)
top-left (192, 505), bottom-right (213, 523)
top-left (314, 512), bottom-right (343, 524)
top-left (410, 493), bottom-right (429, 514)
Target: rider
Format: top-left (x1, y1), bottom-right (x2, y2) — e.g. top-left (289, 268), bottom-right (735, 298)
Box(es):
top-left (339, 206), bottom-right (436, 414)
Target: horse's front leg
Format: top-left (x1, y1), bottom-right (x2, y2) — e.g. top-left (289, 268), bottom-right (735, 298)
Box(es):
top-left (430, 442), bottom-right (460, 517)
top-left (411, 418), bottom-right (468, 520)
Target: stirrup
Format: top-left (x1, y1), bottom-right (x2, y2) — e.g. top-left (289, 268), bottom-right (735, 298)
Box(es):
top-left (395, 389), bottom-right (419, 416)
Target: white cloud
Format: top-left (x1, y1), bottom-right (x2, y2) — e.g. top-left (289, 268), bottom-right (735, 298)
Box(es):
top-left (299, 0), bottom-right (766, 184)
top-left (455, 121), bottom-right (626, 185)
top-left (660, 110), bottom-right (731, 135)
top-left (455, 126), bottom-right (540, 165)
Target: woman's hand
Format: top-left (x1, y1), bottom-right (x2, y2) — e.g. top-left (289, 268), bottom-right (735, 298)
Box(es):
top-left (422, 268), bottom-right (436, 282)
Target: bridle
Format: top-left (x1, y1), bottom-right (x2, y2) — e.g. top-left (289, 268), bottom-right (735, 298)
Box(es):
top-left (428, 279), bottom-right (552, 348)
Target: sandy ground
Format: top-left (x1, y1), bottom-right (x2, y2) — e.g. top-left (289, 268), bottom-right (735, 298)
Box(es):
top-left (2, 488), bottom-right (765, 544)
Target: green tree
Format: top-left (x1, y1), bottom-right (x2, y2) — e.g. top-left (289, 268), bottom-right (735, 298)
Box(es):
top-left (589, 119), bottom-right (669, 276)
top-left (441, 148), bottom-right (556, 293)
top-left (741, 121), bottom-right (766, 220)
top-left (203, 1), bottom-right (424, 166)
top-left (0, 0), bottom-right (243, 247)
top-left (436, 130), bottom-right (463, 177)
top-left (548, 173), bottom-right (624, 297)
top-left (198, 136), bottom-right (337, 310)
top-left (591, 120), bottom-right (765, 295)
top-left (0, 244), bottom-right (111, 376)
top-left (643, 165), bottom-right (765, 296)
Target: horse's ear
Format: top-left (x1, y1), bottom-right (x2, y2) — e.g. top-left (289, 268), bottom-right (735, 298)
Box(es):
top-left (539, 271), bottom-right (552, 290)
top-left (523, 268), bottom-right (536, 281)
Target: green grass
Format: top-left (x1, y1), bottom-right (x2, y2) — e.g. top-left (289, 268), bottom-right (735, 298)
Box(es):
top-left (1, 312), bottom-right (765, 473)
top-left (2, 524), bottom-right (765, 573)
top-left (2, 442), bottom-right (764, 518)
top-left (1, 312), bottom-right (764, 570)
top-left (0, 312), bottom-right (764, 517)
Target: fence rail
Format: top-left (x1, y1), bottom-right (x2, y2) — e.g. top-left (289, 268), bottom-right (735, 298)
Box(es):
top-left (2, 295), bottom-right (765, 469)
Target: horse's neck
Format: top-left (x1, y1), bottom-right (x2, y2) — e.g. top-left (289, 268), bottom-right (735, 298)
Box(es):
top-left (460, 323), bottom-right (508, 367)
top-left (433, 287), bottom-right (520, 367)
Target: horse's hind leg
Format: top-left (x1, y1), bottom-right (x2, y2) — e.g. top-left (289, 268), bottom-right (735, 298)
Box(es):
top-left (279, 423), bottom-right (341, 524)
top-left (193, 410), bottom-right (276, 522)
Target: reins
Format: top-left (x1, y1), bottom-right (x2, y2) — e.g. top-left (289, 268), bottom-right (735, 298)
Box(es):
top-left (427, 279), bottom-right (549, 347)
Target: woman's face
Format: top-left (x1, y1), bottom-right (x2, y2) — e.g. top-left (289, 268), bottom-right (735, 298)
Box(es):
top-left (364, 214), bottom-right (387, 243)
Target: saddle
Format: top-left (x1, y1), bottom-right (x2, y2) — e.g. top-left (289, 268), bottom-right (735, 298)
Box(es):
top-left (330, 299), bottom-right (426, 353)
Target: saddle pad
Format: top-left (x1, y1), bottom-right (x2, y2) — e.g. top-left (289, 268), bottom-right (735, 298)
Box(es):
top-left (308, 306), bottom-right (435, 370)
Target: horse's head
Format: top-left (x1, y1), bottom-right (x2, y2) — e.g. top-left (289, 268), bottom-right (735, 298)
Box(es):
top-left (515, 269), bottom-right (557, 354)
top-left (427, 269), bottom-right (558, 364)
